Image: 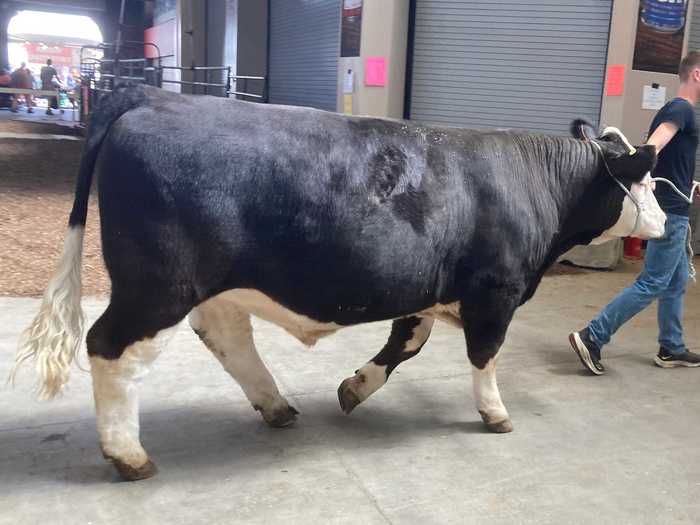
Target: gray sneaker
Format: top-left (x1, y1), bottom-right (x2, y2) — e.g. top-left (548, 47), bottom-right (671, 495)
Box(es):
top-left (654, 348), bottom-right (700, 368)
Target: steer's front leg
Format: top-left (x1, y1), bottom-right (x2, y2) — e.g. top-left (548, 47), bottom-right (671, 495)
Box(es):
top-left (461, 298), bottom-right (517, 433)
top-left (338, 316), bottom-right (434, 413)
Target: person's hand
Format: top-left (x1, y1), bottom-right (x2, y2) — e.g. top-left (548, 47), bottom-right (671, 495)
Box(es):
top-left (694, 182), bottom-right (700, 199)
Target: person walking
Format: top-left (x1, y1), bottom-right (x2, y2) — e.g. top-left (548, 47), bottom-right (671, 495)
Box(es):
top-left (0, 65), bottom-right (11, 109)
top-left (10, 62), bottom-right (35, 113)
top-left (569, 51), bottom-right (700, 374)
top-left (40, 58), bottom-right (60, 115)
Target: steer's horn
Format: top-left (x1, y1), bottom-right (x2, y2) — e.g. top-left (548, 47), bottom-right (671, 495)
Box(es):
top-left (601, 126), bottom-right (637, 155)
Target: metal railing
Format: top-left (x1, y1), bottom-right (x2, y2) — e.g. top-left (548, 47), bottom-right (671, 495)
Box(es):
top-left (158, 67), bottom-right (266, 100)
top-left (229, 75), bottom-right (266, 99)
top-left (159, 65), bottom-right (231, 96)
top-left (78, 42), bottom-right (267, 124)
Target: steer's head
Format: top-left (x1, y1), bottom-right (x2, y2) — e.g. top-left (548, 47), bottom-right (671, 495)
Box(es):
top-left (569, 120), bottom-right (666, 245)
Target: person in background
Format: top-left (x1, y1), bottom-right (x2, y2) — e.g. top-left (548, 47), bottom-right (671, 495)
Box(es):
top-left (40, 58), bottom-right (61, 115)
top-left (0, 65), bottom-right (12, 109)
top-left (569, 51), bottom-right (700, 374)
top-left (0, 65), bottom-right (10, 85)
top-left (10, 62), bottom-right (35, 113)
top-left (65, 71), bottom-right (78, 109)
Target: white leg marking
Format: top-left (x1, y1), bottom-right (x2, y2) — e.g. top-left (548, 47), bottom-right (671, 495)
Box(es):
top-left (189, 298), bottom-right (291, 420)
top-left (349, 362), bottom-right (388, 402)
top-left (90, 325), bottom-right (178, 467)
top-left (403, 317), bottom-right (435, 353)
top-left (341, 316), bottom-right (435, 411)
top-left (472, 353), bottom-right (509, 425)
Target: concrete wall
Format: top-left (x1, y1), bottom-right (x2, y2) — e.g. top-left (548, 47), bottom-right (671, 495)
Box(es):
top-left (337, 0), bottom-right (409, 117)
top-left (235, 0), bottom-right (267, 100)
top-left (168, 0), bottom-right (263, 98)
top-left (206, 0), bottom-right (227, 68)
top-left (0, 6), bottom-right (9, 67)
top-left (178, 0), bottom-right (239, 95)
top-left (223, 0), bottom-right (237, 75)
top-left (179, 0), bottom-right (206, 93)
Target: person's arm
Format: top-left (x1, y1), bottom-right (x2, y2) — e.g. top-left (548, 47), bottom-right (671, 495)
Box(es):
top-left (646, 121), bottom-right (679, 154)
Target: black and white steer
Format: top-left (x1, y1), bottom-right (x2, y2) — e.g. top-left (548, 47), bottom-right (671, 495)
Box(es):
top-left (12, 86), bottom-right (665, 481)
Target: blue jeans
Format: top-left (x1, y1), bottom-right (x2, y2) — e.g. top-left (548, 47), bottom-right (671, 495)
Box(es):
top-left (588, 213), bottom-right (690, 356)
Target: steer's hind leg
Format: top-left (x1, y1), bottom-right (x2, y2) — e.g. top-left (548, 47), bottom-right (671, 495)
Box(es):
top-left (339, 315), bottom-right (434, 414)
top-left (87, 300), bottom-right (186, 481)
top-left (189, 296), bottom-right (298, 428)
top-left (461, 299), bottom-right (517, 434)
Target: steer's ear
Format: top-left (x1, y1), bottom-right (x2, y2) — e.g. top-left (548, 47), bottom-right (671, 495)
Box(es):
top-left (605, 144), bottom-right (657, 182)
top-left (570, 119), bottom-right (596, 140)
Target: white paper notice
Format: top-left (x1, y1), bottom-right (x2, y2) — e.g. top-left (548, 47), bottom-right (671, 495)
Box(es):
top-left (343, 69), bottom-right (354, 94)
top-left (642, 85), bottom-right (666, 110)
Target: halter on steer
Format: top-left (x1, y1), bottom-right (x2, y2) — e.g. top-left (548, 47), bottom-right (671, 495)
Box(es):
top-left (592, 126), bottom-right (698, 281)
top-left (600, 126), bottom-right (699, 204)
top-left (591, 127), bottom-right (699, 238)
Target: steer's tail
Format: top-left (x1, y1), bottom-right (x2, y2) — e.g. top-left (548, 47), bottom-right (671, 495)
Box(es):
top-left (10, 84), bottom-right (147, 399)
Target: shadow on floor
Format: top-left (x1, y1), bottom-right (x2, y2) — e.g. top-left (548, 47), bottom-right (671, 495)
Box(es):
top-left (2, 394), bottom-right (491, 490)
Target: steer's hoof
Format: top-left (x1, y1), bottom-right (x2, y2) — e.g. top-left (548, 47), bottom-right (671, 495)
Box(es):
top-left (338, 378), bottom-right (362, 414)
top-left (479, 412), bottom-right (514, 434)
top-left (485, 419), bottom-right (514, 434)
top-left (262, 404), bottom-right (300, 428)
top-left (110, 457), bottom-right (158, 481)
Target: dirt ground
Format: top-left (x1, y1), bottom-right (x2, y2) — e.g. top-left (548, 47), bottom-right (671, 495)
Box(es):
top-left (0, 120), bottom-right (109, 296)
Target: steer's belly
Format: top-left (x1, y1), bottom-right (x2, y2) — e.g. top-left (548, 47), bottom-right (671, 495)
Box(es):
top-left (219, 289), bottom-right (342, 346)
top-left (213, 289), bottom-right (463, 347)
top-left (419, 302), bottom-right (463, 328)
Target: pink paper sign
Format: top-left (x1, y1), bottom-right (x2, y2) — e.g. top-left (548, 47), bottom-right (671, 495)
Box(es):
top-left (605, 64), bottom-right (625, 96)
top-left (365, 56), bottom-right (387, 87)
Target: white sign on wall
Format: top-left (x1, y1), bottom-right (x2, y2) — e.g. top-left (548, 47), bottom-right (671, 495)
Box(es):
top-left (642, 85), bottom-right (666, 110)
top-left (343, 69), bottom-right (354, 94)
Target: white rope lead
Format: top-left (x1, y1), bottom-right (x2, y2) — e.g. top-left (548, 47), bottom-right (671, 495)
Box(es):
top-left (650, 178), bottom-right (699, 204)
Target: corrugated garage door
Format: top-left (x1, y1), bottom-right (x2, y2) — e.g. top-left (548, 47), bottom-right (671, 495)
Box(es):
top-left (686, 4), bottom-right (700, 250)
top-left (268, 0), bottom-right (341, 111)
top-left (409, 0), bottom-right (613, 134)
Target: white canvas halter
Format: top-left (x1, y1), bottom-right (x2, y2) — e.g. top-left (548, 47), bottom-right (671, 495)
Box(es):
top-left (590, 139), bottom-right (647, 238)
top-left (600, 126), bottom-right (699, 205)
top-left (595, 127), bottom-right (698, 282)
top-left (593, 127), bottom-right (699, 238)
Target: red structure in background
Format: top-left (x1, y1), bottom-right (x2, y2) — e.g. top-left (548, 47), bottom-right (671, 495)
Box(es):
top-left (144, 18), bottom-right (175, 59)
top-left (26, 43), bottom-right (74, 68)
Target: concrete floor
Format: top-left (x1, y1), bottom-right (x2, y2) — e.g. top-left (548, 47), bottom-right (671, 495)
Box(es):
top-left (0, 106), bottom-right (80, 126)
top-left (1, 261), bottom-right (699, 524)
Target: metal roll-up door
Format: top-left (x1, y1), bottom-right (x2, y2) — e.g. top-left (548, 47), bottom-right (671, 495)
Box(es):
top-left (268, 0), bottom-right (341, 111)
top-left (687, 3), bottom-right (700, 250)
top-left (409, 0), bottom-right (613, 134)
